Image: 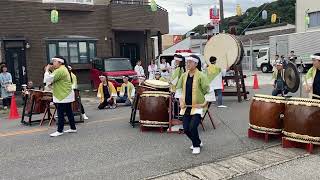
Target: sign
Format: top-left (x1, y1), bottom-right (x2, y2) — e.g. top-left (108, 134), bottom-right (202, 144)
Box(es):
top-left (43, 0), bottom-right (94, 5)
top-left (210, 5), bottom-right (220, 21)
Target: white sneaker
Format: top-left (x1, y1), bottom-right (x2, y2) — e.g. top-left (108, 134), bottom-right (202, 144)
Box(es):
top-left (3, 106), bottom-right (8, 110)
top-left (192, 147), bottom-right (201, 154)
top-left (218, 105), bottom-right (227, 108)
top-left (64, 129), bottom-right (77, 133)
top-left (190, 142), bottom-right (204, 150)
top-left (82, 114), bottom-right (89, 120)
top-left (50, 131), bottom-right (63, 137)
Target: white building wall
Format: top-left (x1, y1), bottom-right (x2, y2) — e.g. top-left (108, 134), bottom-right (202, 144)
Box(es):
top-left (296, 0), bottom-right (320, 32)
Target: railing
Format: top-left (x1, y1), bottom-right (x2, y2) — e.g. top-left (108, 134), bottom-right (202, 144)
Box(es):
top-left (242, 56), bottom-right (253, 72)
top-left (110, 0), bottom-right (167, 12)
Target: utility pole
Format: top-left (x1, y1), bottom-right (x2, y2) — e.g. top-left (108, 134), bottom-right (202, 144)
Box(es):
top-left (219, 0), bottom-right (224, 33)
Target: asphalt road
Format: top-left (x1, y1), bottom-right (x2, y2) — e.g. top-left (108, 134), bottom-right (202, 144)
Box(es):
top-left (0, 85), bottom-right (305, 180)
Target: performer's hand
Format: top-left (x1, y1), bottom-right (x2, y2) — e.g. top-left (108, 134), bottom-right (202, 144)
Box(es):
top-left (107, 98), bottom-right (111, 102)
top-left (46, 64), bottom-right (52, 72)
top-left (180, 100), bottom-right (186, 109)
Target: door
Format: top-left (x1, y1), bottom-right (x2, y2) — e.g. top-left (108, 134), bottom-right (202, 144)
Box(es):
top-left (4, 43), bottom-right (27, 91)
top-left (120, 43), bottom-right (140, 67)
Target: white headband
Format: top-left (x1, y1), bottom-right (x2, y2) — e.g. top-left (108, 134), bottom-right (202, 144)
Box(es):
top-left (186, 56), bottom-right (199, 63)
top-left (52, 58), bottom-right (64, 63)
top-left (310, 55), bottom-right (320, 60)
top-left (174, 57), bottom-right (183, 61)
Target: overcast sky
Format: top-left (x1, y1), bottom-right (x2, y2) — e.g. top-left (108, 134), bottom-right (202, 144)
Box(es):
top-left (156, 0), bottom-right (274, 34)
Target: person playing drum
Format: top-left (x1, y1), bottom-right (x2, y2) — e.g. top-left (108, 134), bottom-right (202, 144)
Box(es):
top-left (117, 75), bottom-right (135, 106)
top-left (97, 74), bottom-right (117, 109)
top-left (272, 60), bottom-right (288, 96)
top-left (44, 56), bottom-right (77, 137)
top-left (175, 55), bottom-right (211, 155)
top-left (170, 54), bottom-right (185, 92)
top-left (154, 71), bottom-right (167, 82)
top-left (67, 66), bottom-right (88, 120)
top-left (206, 56), bottom-right (227, 108)
top-left (304, 53), bottom-right (320, 100)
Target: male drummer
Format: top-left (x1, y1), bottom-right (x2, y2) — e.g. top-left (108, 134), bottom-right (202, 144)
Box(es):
top-left (305, 53), bottom-right (320, 99)
top-left (272, 60), bottom-right (288, 96)
top-left (176, 55), bottom-right (211, 155)
top-left (117, 75), bottom-right (135, 106)
top-left (97, 75), bottom-right (118, 109)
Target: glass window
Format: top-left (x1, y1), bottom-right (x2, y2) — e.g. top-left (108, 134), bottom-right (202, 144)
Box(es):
top-left (258, 50), bottom-right (267, 58)
top-left (309, 11), bottom-right (320, 28)
top-left (89, 43), bottom-right (96, 60)
top-left (69, 42), bottom-right (79, 63)
top-left (48, 43), bottom-right (57, 61)
top-left (58, 42), bottom-right (68, 61)
top-left (104, 58), bottom-right (133, 72)
top-left (79, 42), bottom-right (88, 63)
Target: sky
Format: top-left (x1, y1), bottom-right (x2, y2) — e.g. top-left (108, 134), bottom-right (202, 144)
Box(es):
top-left (156, 0), bottom-right (274, 34)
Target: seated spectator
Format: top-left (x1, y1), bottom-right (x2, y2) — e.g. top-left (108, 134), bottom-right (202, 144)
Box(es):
top-left (97, 75), bottom-right (117, 109)
top-left (117, 76), bottom-right (135, 106)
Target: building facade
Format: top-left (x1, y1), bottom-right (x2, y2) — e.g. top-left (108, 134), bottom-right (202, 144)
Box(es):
top-left (296, 0), bottom-right (320, 32)
top-left (0, 0), bottom-right (168, 88)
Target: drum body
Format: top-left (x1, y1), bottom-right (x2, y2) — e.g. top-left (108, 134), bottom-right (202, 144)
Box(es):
top-left (139, 91), bottom-right (170, 127)
top-left (249, 94), bottom-right (286, 134)
top-left (204, 33), bottom-right (244, 70)
top-left (283, 98), bottom-right (320, 143)
top-left (71, 90), bottom-right (80, 112)
top-left (26, 90), bottom-right (52, 114)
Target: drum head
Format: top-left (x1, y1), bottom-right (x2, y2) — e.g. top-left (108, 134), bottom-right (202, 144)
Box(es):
top-left (285, 62), bottom-right (300, 93)
top-left (144, 80), bottom-right (170, 89)
top-left (204, 33), bottom-right (243, 69)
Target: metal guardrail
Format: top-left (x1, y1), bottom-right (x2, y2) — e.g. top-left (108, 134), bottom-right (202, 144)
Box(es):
top-left (242, 56), bottom-right (253, 72)
top-left (110, 0), bottom-right (167, 12)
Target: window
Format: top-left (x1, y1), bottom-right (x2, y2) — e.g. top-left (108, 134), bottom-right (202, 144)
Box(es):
top-left (42, 0), bottom-right (94, 5)
top-left (58, 42), bottom-right (68, 60)
top-left (104, 58), bottom-right (133, 72)
top-left (47, 41), bottom-right (96, 64)
top-left (258, 50), bottom-right (267, 58)
top-left (48, 44), bottom-right (57, 61)
top-left (79, 42), bottom-right (88, 63)
top-left (309, 11), bottom-right (320, 28)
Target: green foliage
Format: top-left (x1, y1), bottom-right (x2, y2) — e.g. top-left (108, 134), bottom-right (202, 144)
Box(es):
top-left (189, 0), bottom-right (295, 35)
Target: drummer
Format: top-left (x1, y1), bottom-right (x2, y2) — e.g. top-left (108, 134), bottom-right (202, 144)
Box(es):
top-left (154, 71), bottom-right (167, 82)
top-left (176, 55), bottom-right (211, 155)
top-left (97, 74), bottom-right (118, 109)
top-left (67, 66), bottom-right (89, 120)
top-left (272, 60), bottom-right (288, 96)
top-left (44, 56), bottom-right (77, 137)
top-left (171, 54), bottom-right (185, 92)
top-left (305, 53), bottom-right (320, 99)
top-left (117, 75), bottom-right (135, 106)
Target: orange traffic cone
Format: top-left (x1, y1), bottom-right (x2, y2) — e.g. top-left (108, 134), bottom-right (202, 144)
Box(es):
top-left (253, 74), bottom-right (260, 89)
top-left (222, 80), bottom-right (225, 92)
top-left (9, 95), bottom-right (20, 120)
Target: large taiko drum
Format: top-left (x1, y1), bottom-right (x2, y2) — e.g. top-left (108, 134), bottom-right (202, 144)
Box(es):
top-left (71, 90), bottom-right (81, 113)
top-left (25, 90), bottom-right (52, 114)
top-left (137, 79), bottom-right (170, 96)
top-left (283, 98), bottom-right (320, 144)
top-left (249, 94), bottom-right (286, 134)
top-left (204, 33), bottom-right (244, 70)
top-left (139, 91), bottom-right (171, 127)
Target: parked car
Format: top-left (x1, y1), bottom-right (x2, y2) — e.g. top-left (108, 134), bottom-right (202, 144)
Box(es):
top-left (90, 57), bottom-right (138, 92)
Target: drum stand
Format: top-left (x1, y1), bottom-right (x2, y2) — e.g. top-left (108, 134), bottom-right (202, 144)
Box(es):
top-left (21, 95), bottom-right (51, 126)
top-left (129, 93), bottom-right (139, 128)
top-left (223, 64), bottom-right (249, 102)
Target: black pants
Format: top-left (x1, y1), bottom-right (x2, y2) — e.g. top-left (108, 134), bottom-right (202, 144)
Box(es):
top-left (56, 103), bottom-right (76, 133)
top-left (183, 114), bottom-right (202, 148)
top-left (2, 97), bottom-right (11, 107)
top-left (98, 98), bottom-right (114, 109)
top-left (80, 104), bottom-right (85, 114)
